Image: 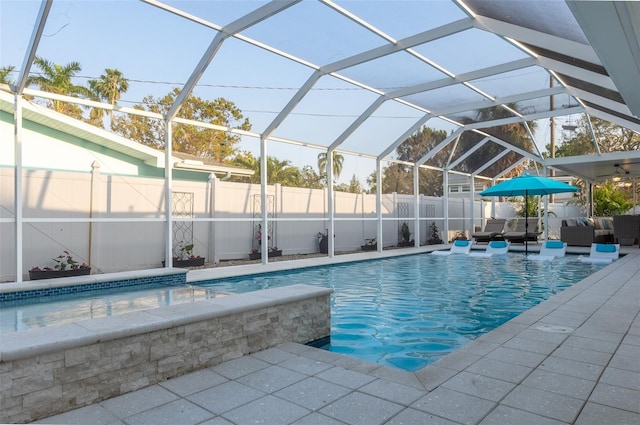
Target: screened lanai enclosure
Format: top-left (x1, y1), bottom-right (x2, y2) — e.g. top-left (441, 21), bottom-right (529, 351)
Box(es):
top-left (1, 0), bottom-right (639, 282)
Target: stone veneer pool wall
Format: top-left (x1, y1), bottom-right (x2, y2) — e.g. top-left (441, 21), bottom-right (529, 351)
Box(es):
top-left (0, 283), bottom-right (332, 423)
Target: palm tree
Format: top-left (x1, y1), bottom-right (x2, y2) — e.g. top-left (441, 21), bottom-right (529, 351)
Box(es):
top-left (317, 150), bottom-right (344, 183)
top-left (231, 154), bottom-right (300, 186)
top-left (0, 65), bottom-right (15, 85)
top-left (28, 57), bottom-right (92, 119)
top-left (88, 68), bottom-right (129, 128)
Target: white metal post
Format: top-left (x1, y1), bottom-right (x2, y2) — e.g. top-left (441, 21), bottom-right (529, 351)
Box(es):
top-left (414, 165), bottom-right (420, 247)
top-left (260, 137), bottom-right (268, 264)
top-left (376, 159), bottom-right (383, 251)
top-left (164, 120), bottom-right (173, 267)
top-left (14, 95), bottom-right (23, 282)
top-left (443, 171), bottom-right (449, 242)
top-left (327, 150), bottom-right (335, 257)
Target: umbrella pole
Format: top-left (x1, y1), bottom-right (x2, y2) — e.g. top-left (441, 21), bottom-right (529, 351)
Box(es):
top-left (525, 190), bottom-right (528, 255)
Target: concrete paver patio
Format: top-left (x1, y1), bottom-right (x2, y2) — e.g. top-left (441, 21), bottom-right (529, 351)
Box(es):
top-left (36, 248), bottom-right (639, 425)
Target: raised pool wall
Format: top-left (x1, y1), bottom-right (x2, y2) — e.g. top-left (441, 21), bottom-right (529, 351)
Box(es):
top-left (0, 276), bottom-right (332, 424)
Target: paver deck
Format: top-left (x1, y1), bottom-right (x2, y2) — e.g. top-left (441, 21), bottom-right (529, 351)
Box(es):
top-left (36, 247), bottom-right (640, 425)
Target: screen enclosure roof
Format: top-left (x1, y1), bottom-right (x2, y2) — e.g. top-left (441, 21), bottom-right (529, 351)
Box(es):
top-left (3, 0), bottom-right (640, 183)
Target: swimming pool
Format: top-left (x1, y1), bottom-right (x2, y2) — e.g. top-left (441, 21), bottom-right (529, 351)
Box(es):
top-left (195, 253), bottom-right (606, 371)
top-left (0, 253), bottom-right (606, 371)
top-left (0, 283), bottom-right (225, 333)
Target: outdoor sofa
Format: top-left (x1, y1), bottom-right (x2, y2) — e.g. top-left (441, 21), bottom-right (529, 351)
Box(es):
top-left (560, 217), bottom-right (614, 246)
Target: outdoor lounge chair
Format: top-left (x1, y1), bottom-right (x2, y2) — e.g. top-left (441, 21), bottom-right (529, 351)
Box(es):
top-left (529, 240), bottom-right (567, 260)
top-left (471, 219), bottom-right (506, 243)
top-left (431, 239), bottom-right (473, 256)
top-left (581, 243), bottom-right (620, 264)
top-left (469, 240), bottom-right (510, 257)
top-left (503, 218), bottom-right (540, 243)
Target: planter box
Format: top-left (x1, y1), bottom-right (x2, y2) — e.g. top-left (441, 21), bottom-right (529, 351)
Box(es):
top-left (249, 250), bottom-right (282, 260)
top-left (28, 268), bottom-right (91, 281)
top-left (361, 244), bottom-right (377, 251)
top-left (397, 240), bottom-right (414, 247)
top-left (162, 258), bottom-right (205, 268)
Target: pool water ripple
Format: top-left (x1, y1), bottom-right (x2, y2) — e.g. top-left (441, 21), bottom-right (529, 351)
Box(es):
top-left (199, 253), bottom-right (605, 371)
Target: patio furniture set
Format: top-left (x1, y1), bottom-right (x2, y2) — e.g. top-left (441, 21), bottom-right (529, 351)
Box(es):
top-left (473, 215), bottom-right (640, 247)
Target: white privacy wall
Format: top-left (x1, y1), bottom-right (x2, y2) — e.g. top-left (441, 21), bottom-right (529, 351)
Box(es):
top-left (0, 167), bottom-right (581, 282)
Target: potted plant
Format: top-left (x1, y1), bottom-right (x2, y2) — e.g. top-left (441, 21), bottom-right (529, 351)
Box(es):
top-left (428, 222), bottom-right (443, 245)
top-left (361, 238), bottom-right (377, 251)
top-left (398, 222), bottom-right (413, 247)
top-left (249, 246), bottom-right (283, 260)
top-left (29, 250), bottom-right (91, 280)
top-left (249, 225), bottom-right (281, 259)
top-left (163, 241), bottom-right (204, 267)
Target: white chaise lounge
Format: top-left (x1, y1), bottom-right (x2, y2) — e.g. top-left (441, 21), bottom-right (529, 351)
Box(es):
top-left (431, 239), bottom-right (473, 256)
top-left (529, 240), bottom-right (567, 260)
top-left (580, 243), bottom-right (620, 264)
top-left (469, 240), bottom-right (510, 257)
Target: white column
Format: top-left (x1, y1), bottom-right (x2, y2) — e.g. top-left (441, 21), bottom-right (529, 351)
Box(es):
top-left (469, 174), bottom-right (475, 238)
top-left (260, 137), bottom-right (268, 264)
top-left (89, 161), bottom-right (101, 268)
top-left (327, 150), bottom-right (335, 257)
top-left (414, 165), bottom-right (420, 247)
top-left (208, 173), bottom-right (217, 263)
top-left (14, 95), bottom-right (23, 282)
top-left (164, 120), bottom-right (173, 267)
top-left (443, 171), bottom-right (450, 242)
top-left (376, 159), bottom-right (383, 251)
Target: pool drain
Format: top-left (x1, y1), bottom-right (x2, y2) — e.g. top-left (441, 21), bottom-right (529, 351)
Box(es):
top-left (536, 324), bottom-right (573, 333)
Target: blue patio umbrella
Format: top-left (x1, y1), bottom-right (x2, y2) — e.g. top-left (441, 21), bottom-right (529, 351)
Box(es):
top-left (479, 174), bottom-right (578, 254)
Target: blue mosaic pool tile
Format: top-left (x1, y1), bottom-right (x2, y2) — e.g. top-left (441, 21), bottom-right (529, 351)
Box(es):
top-left (0, 273), bottom-right (186, 304)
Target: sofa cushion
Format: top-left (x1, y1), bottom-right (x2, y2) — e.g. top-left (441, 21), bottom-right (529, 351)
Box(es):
top-left (565, 218), bottom-right (577, 227)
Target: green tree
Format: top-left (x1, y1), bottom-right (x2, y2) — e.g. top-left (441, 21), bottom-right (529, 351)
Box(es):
top-left (111, 88), bottom-right (250, 161)
top-left (317, 151), bottom-right (344, 183)
top-left (546, 116), bottom-right (640, 156)
top-left (370, 126), bottom-right (447, 195)
top-left (88, 68), bottom-right (129, 128)
top-left (0, 65), bottom-right (15, 85)
top-left (335, 174), bottom-right (363, 193)
top-left (27, 57), bottom-right (91, 119)
top-left (593, 182), bottom-right (633, 216)
top-left (456, 104), bottom-right (536, 178)
top-left (231, 152), bottom-right (301, 186)
top-left (298, 165), bottom-right (324, 189)
top-left (545, 116), bottom-right (638, 214)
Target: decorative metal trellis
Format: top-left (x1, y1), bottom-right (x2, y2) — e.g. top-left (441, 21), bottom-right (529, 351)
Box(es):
top-left (252, 194), bottom-right (275, 251)
top-left (397, 201), bottom-right (410, 242)
top-left (172, 192), bottom-right (194, 254)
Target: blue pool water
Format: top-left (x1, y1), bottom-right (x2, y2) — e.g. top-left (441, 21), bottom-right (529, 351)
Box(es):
top-left (0, 253), bottom-right (606, 371)
top-left (195, 253), bottom-right (606, 371)
top-left (0, 284), bottom-right (223, 333)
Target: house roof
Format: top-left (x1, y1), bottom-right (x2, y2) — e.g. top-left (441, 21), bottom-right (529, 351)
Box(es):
top-left (3, 1), bottom-right (639, 183)
top-left (0, 88), bottom-right (253, 178)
